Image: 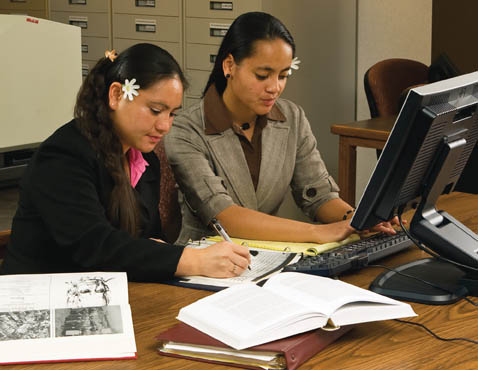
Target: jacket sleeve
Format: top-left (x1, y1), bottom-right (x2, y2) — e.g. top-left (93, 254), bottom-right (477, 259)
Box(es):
top-left (289, 103), bottom-right (340, 220)
top-left (164, 109), bottom-right (235, 224)
top-left (26, 138), bottom-right (184, 282)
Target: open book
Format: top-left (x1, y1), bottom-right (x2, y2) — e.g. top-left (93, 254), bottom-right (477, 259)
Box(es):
top-left (0, 272), bottom-right (136, 365)
top-left (177, 272), bottom-right (416, 350)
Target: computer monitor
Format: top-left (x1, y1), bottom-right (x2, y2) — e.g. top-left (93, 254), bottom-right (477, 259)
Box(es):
top-left (351, 71), bottom-right (478, 305)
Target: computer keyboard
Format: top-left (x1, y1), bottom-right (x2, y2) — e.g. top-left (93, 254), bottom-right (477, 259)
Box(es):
top-left (283, 231), bottom-right (413, 277)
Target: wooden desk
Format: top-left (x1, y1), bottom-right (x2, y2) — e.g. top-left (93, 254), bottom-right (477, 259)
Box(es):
top-left (3, 192), bottom-right (478, 369)
top-left (331, 115), bottom-right (395, 206)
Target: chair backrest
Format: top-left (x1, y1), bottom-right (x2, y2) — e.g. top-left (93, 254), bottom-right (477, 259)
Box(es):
top-left (364, 58), bottom-right (429, 118)
top-left (153, 140), bottom-right (182, 244)
top-left (0, 229), bottom-right (11, 261)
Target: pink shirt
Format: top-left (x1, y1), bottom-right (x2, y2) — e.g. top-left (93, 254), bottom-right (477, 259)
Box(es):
top-left (128, 148), bottom-right (149, 188)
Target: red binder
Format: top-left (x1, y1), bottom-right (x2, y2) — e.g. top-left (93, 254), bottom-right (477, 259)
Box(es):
top-left (156, 322), bottom-right (352, 370)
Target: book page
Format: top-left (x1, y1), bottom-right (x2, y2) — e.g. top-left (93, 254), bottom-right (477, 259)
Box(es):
top-left (263, 272), bottom-right (412, 318)
top-left (0, 272), bottom-right (136, 364)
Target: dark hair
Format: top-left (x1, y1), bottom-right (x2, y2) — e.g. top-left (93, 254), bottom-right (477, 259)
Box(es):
top-left (204, 12), bottom-right (295, 96)
top-left (74, 43), bottom-right (187, 236)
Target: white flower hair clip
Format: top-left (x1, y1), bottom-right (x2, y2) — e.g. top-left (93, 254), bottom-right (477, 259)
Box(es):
top-left (122, 78), bottom-right (140, 101)
top-left (288, 57), bottom-right (301, 75)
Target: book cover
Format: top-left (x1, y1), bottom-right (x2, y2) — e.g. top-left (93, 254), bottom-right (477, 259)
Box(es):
top-left (157, 322), bottom-right (352, 370)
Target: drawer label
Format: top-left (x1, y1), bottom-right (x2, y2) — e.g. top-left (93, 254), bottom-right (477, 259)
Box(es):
top-left (135, 0), bottom-right (155, 7)
top-left (82, 64), bottom-right (89, 77)
top-left (69, 16), bottom-right (88, 29)
top-left (81, 44), bottom-right (88, 53)
top-left (136, 19), bottom-right (157, 33)
top-left (69, 0), bottom-right (87, 5)
top-left (210, 54), bottom-right (217, 64)
top-left (210, 1), bottom-right (233, 11)
top-left (209, 23), bottom-right (230, 37)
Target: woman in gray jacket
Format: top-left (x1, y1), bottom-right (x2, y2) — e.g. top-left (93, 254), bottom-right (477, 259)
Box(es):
top-left (165, 12), bottom-right (398, 245)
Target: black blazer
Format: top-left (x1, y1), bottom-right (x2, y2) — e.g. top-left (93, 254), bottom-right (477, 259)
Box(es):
top-left (0, 120), bottom-right (184, 282)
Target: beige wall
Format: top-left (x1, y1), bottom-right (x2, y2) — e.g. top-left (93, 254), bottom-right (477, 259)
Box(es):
top-left (354, 0), bottom-right (432, 204)
top-left (267, 0), bottom-right (357, 221)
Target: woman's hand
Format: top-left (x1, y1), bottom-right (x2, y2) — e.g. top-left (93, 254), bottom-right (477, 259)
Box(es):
top-left (176, 241), bottom-right (251, 278)
top-left (313, 220), bottom-right (356, 244)
top-left (360, 216), bottom-right (404, 235)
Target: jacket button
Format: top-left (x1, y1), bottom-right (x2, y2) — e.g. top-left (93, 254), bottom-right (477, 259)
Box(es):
top-left (306, 188), bottom-right (317, 197)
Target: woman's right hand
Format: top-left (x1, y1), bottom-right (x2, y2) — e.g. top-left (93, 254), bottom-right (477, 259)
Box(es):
top-left (176, 241), bottom-right (251, 278)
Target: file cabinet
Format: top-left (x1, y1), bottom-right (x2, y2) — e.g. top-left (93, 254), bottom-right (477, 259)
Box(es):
top-left (0, 0), bottom-right (48, 19)
top-left (49, 0), bottom-right (111, 79)
top-left (112, 0), bottom-right (182, 67)
top-left (183, 0), bottom-right (261, 105)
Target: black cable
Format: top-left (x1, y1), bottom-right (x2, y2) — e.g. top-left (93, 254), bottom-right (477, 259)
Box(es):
top-left (397, 214), bottom-right (478, 273)
top-left (366, 264), bottom-right (478, 343)
top-left (368, 216), bottom-right (478, 343)
top-left (395, 319), bottom-right (478, 345)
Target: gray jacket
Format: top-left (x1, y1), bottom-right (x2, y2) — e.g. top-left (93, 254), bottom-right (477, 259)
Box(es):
top-left (164, 98), bottom-right (339, 245)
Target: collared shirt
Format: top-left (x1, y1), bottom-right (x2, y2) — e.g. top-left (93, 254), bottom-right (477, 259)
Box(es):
top-left (128, 148), bottom-right (149, 188)
top-left (203, 85), bottom-right (286, 190)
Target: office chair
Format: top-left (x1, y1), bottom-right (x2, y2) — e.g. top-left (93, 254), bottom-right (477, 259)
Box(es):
top-left (0, 229), bottom-right (10, 261)
top-left (364, 58), bottom-right (429, 118)
top-left (365, 58), bottom-right (478, 194)
top-left (153, 140), bottom-right (182, 243)
top-left (364, 58), bottom-right (429, 158)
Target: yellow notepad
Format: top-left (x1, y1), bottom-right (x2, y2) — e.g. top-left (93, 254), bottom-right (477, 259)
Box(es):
top-left (206, 234), bottom-right (361, 256)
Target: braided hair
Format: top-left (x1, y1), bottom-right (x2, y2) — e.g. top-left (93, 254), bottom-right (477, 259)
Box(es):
top-left (74, 43), bottom-right (187, 236)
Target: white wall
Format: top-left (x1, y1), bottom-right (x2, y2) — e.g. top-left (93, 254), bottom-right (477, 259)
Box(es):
top-left (355, 0), bottom-right (433, 203)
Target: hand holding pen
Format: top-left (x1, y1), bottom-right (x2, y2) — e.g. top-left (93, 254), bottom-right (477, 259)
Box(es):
top-left (211, 218), bottom-right (251, 271)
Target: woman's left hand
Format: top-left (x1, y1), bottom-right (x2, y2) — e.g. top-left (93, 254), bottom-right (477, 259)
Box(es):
top-left (361, 216), bottom-right (405, 235)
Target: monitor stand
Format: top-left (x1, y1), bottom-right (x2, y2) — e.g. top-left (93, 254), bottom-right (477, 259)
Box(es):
top-left (369, 258), bottom-right (474, 305)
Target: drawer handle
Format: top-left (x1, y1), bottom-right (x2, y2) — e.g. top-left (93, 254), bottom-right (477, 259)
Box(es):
top-left (209, 1), bottom-right (233, 11)
top-left (81, 44), bottom-right (89, 53)
top-left (136, 19), bottom-right (157, 33)
top-left (209, 23), bottom-right (230, 37)
top-left (82, 64), bottom-right (89, 77)
top-left (135, 0), bottom-right (156, 7)
top-left (69, 16), bottom-right (88, 29)
top-left (69, 0), bottom-right (87, 5)
top-left (210, 54), bottom-right (217, 64)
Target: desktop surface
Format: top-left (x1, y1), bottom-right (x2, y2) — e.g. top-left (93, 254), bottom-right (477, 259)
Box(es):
top-left (2, 192), bottom-right (478, 369)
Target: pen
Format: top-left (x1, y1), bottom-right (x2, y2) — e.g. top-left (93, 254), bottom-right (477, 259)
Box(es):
top-left (210, 218), bottom-right (232, 242)
top-left (210, 218), bottom-right (251, 270)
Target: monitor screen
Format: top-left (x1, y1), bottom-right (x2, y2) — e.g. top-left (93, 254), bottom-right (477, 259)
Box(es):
top-left (351, 71), bottom-right (478, 304)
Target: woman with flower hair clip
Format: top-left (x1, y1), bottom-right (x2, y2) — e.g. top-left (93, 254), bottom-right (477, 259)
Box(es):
top-left (165, 12), bottom-right (400, 245)
top-left (1, 43), bottom-right (250, 281)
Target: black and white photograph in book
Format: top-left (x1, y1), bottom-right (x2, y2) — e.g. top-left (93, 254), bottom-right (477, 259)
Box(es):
top-left (55, 306), bottom-right (123, 337)
top-left (0, 310), bottom-right (50, 341)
